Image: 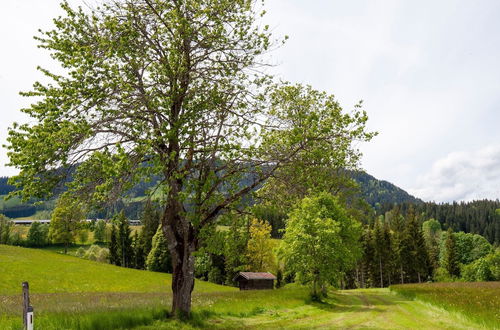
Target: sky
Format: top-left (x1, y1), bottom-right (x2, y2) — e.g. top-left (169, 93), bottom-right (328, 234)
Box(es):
top-left (1, 0), bottom-right (500, 203)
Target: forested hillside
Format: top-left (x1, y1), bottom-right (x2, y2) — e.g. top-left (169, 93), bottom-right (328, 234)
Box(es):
top-left (350, 171), bottom-right (422, 206)
top-left (2, 174), bottom-right (498, 244)
top-left (379, 200), bottom-right (500, 244)
top-left (0, 171), bottom-right (420, 218)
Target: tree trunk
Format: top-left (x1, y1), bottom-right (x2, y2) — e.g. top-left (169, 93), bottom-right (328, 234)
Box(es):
top-left (162, 189), bottom-right (197, 318)
top-left (400, 265), bottom-right (404, 284)
top-left (171, 247), bottom-right (195, 317)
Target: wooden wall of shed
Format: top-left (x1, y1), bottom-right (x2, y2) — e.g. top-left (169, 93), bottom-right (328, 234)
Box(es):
top-left (238, 279), bottom-right (274, 290)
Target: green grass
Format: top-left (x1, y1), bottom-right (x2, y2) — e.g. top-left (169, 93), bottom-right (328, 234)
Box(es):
top-left (391, 282), bottom-right (500, 328)
top-left (1, 245), bottom-right (496, 329)
top-left (0, 245), bottom-right (234, 295)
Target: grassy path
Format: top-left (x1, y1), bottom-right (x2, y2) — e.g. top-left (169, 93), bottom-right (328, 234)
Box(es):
top-left (142, 288), bottom-right (487, 329)
top-left (221, 289), bottom-right (483, 329)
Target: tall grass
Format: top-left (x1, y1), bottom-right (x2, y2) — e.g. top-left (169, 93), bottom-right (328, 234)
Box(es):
top-left (0, 307), bottom-right (170, 330)
top-left (390, 282), bottom-right (500, 328)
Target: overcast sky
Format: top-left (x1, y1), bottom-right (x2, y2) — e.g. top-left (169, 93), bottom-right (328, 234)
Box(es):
top-left (1, 0), bottom-right (500, 203)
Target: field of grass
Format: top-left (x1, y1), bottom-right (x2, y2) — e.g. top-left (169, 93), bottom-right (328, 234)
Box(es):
top-left (1, 245), bottom-right (497, 329)
top-left (390, 282), bottom-right (500, 328)
top-left (0, 245), bottom-right (233, 295)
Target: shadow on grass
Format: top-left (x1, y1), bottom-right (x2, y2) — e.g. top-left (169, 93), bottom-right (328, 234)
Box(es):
top-left (304, 290), bottom-right (414, 315)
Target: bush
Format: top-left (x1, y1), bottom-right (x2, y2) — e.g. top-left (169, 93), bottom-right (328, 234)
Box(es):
top-left (97, 248), bottom-right (110, 263)
top-left (75, 247), bottom-right (86, 258)
top-left (81, 245), bottom-right (109, 263)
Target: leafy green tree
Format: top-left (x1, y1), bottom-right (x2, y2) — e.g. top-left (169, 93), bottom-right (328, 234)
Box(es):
top-left (77, 229), bottom-right (89, 244)
top-left (93, 219), bottom-right (106, 243)
top-left (280, 193), bottom-right (362, 299)
top-left (49, 195), bottom-right (84, 253)
top-left (223, 215), bottom-right (249, 285)
top-left (146, 225), bottom-right (172, 273)
top-left (453, 232), bottom-right (492, 265)
top-left (26, 222), bottom-right (49, 247)
top-left (246, 218), bottom-right (275, 272)
top-left (6, 0), bottom-right (374, 316)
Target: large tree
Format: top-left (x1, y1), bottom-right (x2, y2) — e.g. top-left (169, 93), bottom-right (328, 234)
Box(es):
top-left (280, 193), bottom-right (362, 299)
top-left (49, 195), bottom-right (85, 253)
top-left (6, 0), bottom-right (373, 316)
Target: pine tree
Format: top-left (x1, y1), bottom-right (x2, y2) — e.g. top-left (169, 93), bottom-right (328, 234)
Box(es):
top-left (373, 219), bottom-right (385, 287)
top-left (140, 200), bottom-right (159, 258)
top-left (133, 231), bottom-right (145, 269)
top-left (444, 228), bottom-right (460, 277)
top-left (146, 225), bottom-right (172, 272)
top-left (116, 211), bottom-right (133, 268)
top-left (93, 219), bottom-right (107, 243)
top-left (361, 227), bottom-right (375, 287)
top-left (109, 224), bottom-right (120, 265)
top-left (402, 207), bottom-right (430, 283)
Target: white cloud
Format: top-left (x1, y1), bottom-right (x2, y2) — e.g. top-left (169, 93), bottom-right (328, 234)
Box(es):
top-left (410, 145), bottom-right (500, 202)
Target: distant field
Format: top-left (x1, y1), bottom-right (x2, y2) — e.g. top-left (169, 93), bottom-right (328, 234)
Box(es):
top-left (390, 282), bottom-right (500, 328)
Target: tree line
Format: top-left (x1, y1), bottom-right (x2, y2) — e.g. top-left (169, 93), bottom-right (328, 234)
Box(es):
top-left (378, 200), bottom-right (500, 245)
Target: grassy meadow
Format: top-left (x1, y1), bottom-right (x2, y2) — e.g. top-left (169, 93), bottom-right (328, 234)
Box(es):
top-left (1, 245), bottom-right (498, 329)
top-left (390, 282), bottom-right (500, 328)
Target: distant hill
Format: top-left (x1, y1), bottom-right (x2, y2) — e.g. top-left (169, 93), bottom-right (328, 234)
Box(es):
top-left (349, 171), bottom-right (422, 207)
top-left (1, 171), bottom-right (421, 218)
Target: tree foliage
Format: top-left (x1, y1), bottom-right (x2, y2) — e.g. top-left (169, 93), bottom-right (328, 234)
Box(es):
top-left (49, 195), bottom-right (84, 253)
top-left (93, 219), bottom-right (106, 243)
top-left (246, 218), bottom-right (275, 272)
top-left (6, 0), bottom-right (373, 316)
top-left (280, 193), bottom-right (362, 298)
top-left (26, 222), bottom-right (49, 247)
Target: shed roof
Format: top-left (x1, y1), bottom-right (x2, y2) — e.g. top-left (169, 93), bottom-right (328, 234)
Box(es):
top-left (234, 272), bottom-right (277, 281)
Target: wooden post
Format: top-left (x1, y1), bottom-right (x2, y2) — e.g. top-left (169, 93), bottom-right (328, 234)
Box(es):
top-left (22, 282), bottom-right (29, 330)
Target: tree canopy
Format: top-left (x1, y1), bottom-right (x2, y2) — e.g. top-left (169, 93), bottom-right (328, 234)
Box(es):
top-left (6, 0), bottom-right (374, 316)
top-left (279, 193), bottom-right (362, 298)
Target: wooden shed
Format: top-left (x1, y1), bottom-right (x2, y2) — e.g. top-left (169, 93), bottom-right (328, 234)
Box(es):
top-left (233, 272), bottom-right (277, 290)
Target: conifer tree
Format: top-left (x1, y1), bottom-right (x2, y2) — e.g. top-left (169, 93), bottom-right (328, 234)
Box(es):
top-left (93, 219), bottom-right (107, 243)
top-left (373, 218), bottom-right (386, 287)
top-left (146, 225), bottom-right (172, 273)
top-left (444, 228), bottom-right (460, 277)
top-left (116, 211), bottom-right (133, 268)
top-left (133, 231), bottom-right (145, 269)
top-left (109, 224), bottom-right (120, 265)
top-left (402, 208), bottom-right (430, 283)
top-left (140, 200), bottom-right (160, 258)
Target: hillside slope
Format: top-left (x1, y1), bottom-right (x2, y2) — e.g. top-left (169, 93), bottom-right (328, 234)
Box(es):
top-left (0, 245), bottom-right (234, 295)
